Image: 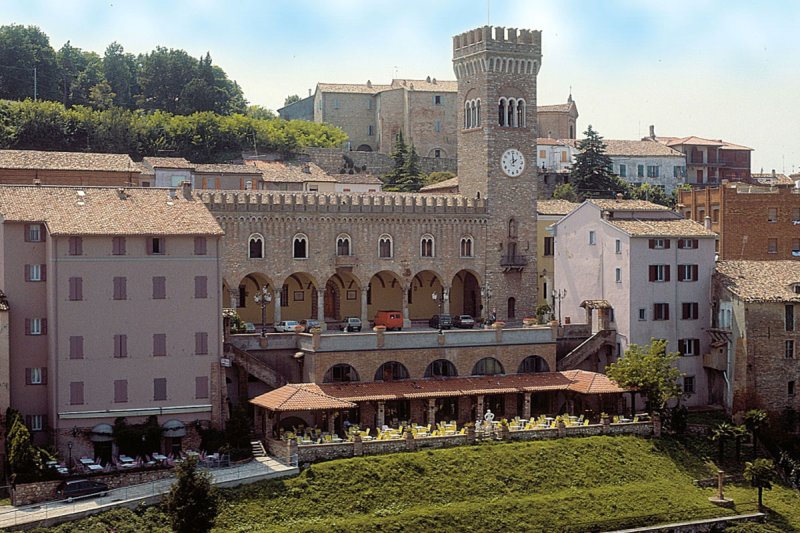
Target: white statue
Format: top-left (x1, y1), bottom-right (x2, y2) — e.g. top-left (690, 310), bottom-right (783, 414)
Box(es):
top-left (484, 409), bottom-right (495, 425)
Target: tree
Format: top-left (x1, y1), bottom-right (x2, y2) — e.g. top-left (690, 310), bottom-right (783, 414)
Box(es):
top-left (399, 142), bottom-right (423, 192)
top-left (629, 183), bottom-right (671, 207)
top-left (0, 24), bottom-right (60, 101)
top-left (711, 422), bottom-right (735, 463)
top-left (744, 458), bottom-right (776, 509)
top-left (732, 424), bottom-right (748, 463)
top-left (163, 456), bottom-right (219, 533)
top-left (246, 105), bottom-right (276, 120)
top-left (225, 403), bottom-right (253, 451)
top-left (102, 42), bottom-right (136, 109)
top-left (284, 94), bottom-right (301, 106)
top-left (744, 409), bottom-right (769, 458)
top-left (423, 171), bottom-right (456, 186)
top-left (570, 125), bottom-right (628, 200)
top-left (88, 80), bottom-right (115, 110)
top-left (551, 183), bottom-right (578, 202)
top-left (382, 131), bottom-right (408, 191)
top-left (605, 338), bottom-right (684, 413)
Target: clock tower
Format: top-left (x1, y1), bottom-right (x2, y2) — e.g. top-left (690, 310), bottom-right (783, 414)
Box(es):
top-left (453, 26), bottom-right (541, 321)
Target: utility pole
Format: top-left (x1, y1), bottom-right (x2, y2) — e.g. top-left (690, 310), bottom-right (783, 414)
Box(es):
top-left (33, 66), bottom-right (37, 101)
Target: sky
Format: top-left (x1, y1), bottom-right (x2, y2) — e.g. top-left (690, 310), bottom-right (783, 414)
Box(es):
top-left (3, 0), bottom-right (799, 173)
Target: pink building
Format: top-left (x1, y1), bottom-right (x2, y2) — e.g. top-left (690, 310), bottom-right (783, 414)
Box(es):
top-left (552, 199), bottom-right (717, 407)
top-left (0, 184), bottom-right (224, 463)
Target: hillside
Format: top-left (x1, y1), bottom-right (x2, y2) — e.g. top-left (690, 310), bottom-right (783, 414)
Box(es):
top-left (31, 436), bottom-right (800, 532)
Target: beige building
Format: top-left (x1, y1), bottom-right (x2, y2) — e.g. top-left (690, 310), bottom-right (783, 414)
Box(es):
top-left (0, 150), bottom-right (143, 187)
top-left (0, 184), bottom-right (225, 462)
top-left (245, 160), bottom-right (338, 192)
top-left (536, 200), bottom-right (579, 311)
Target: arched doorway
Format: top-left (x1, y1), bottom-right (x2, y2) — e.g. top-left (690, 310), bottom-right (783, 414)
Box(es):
top-left (451, 270), bottom-right (481, 318)
top-left (408, 270), bottom-right (445, 320)
top-left (237, 273), bottom-right (275, 326)
top-left (518, 356), bottom-right (550, 373)
top-left (367, 271), bottom-right (404, 322)
top-left (324, 272), bottom-right (362, 321)
top-left (280, 272), bottom-right (319, 321)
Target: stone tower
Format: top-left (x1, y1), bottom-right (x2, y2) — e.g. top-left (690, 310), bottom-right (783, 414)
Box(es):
top-left (453, 26), bottom-right (541, 321)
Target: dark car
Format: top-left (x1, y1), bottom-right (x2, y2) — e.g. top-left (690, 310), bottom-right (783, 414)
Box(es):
top-left (56, 479), bottom-right (109, 502)
top-left (453, 314), bottom-right (475, 329)
top-left (429, 314), bottom-right (453, 329)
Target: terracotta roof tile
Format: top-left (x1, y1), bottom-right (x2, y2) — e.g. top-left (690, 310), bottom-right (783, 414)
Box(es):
top-left (608, 218), bottom-right (717, 237)
top-left (317, 83), bottom-right (391, 94)
top-left (0, 150), bottom-right (137, 173)
top-left (134, 161), bottom-right (155, 176)
top-left (537, 103), bottom-right (572, 113)
top-left (0, 185), bottom-right (223, 236)
top-left (751, 173), bottom-right (794, 186)
top-left (390, 79), bottom-right (458, 92)
top-left (588, 199), bottom-right (671, 211)
top-left (334, 173), bottom-right (383, 185)
top-left (537, 199), bottom-right (579, 216)
top-left (250, 383), bottom-right (357, 412)
top-left (716, 261), bottom-right (800, 303)
top-left (245, 160), bottom-right (337, 183)
top-left (603, 139), bottom-right (684, 157)
top-left (142, 157), bottom-right (194, 169)
top-left (420, 177), bottom-right (459, 192)
top-left (193, 163), bottom-right (262, 175)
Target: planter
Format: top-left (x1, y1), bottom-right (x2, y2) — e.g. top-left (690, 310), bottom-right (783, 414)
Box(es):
top-left (522, 318), bottom-right (537, 328)
top-left (309, 327), bottom-right (322, 334)
top-left (373, 326), bottom-right (387, 332)
top-left (293, 324), bottom-right (304, 333)
top-left (492, 321), bottom-right (505, 329)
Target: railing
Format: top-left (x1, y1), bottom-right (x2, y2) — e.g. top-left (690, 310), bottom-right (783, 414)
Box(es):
top-left (500, 254), bottom-right (528, 267)
top-left (558, 329), bottom-right (616, 370)
top-left (225, 343), bottom-right (286, 389)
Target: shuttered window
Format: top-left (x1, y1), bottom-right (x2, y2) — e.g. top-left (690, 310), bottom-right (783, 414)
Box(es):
top-left (154, 378), bottom-right (167, 401)
top-left (194, 237), bottom-right (207, 255)
top-left (112, 236), bottom-right (127, 255)
top-left (194, 276), bottom-right (208, 299)
top-left (113, 379), bottom-right (128, 402)
top-left (69, 277), bottom-right (83, 301)
top-left (113, 334), bottom-right (128, 358)
top-left (195, 332), bottom-right (208, 355)
top-left (195, 376), bottom-right (209, 399)
top-left (152, 276), bottom-right (166, 299)
top-left (70, 382), bottom-right (84, 405)
top-left (69, 336), bottom-right (84, 359)
top-left (113, 277), bottom-right (127, 300)
top-left (153, 334), bottom-right (167, 357)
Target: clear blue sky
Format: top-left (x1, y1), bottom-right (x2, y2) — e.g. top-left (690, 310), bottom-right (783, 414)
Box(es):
top-left (3, 0), bottom-right (799, 172)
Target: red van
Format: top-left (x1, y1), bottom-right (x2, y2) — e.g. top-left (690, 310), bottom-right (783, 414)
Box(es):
top-left (373, 310), bottom-right (404, 331)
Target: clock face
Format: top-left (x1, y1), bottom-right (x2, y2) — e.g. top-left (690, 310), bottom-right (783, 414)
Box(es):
top-left (501, 148), bottom-right (525, 177)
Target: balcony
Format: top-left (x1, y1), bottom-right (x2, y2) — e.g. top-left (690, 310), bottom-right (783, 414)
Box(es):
top-left (500, 254), bottom-right (528, 271)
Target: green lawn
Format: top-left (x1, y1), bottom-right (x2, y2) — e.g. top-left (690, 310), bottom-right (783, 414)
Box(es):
top-left (29, 436), bottom-right (800, 532)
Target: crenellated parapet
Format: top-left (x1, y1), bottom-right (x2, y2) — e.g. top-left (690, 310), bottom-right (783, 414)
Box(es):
top-left (199, 191), bottom-right (488, 215)
top-left (453, 26), bottom-right (542, 81)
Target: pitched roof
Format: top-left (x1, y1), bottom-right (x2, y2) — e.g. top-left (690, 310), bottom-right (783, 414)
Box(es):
top-left (134, 161), bottom-right (155, 176)
top-left (193, 163), bottom-right (262, 175)
top-left (250, 383), bottom-right (357, 412)
top-left (0, 185), bottom-right (223, 236)
top-left (0, 150), bottom-right (137, 173)
top-left (587, 198), bottom-right (671, 211)
top-left (390, 79), bottom-right (458, 92)
top-left (537, 199), bottom-right (580, 216)
top-left (335, 172), bottom-right (383, 185)
top-left (716, 261), bottom-right (800, 303)
top-left (751, 172), bottom-right (795, 186)
top-left (657, 136), bottom-right (753, 151)
top-left (603, 139), bottom-right (683, 157)
top-left (317, 82), bottom-right (390, 95)
top-left (537, 103), bottom-right (572, 113)
top-left (245, 160), bottom-right (337, 183)
top-left (608, 218), bottom-right (716, 237)
top-left (316, 370), bottom-right (624, 403)
top-left (537, 137), bottom-right (571, 146)
top-left (420, 177), bottom-right (459, 192)
top-left (142, 157), bottom-right (194, 169)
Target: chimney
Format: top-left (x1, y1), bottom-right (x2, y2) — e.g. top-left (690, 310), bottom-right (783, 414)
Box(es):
top-left (426, 75), bottom-right (431, 83)
top-left (704, 215), bottom-right (712, 230)
top-left (302, 163), bottom-right (311, 174)
top-left (33, 178), bottom-right (41, 186)
top-left (649, 125), bottom-right (655, 139)
top-left (116, 187), bottom-right (127, 199)
top-left (181, 180), bottom-right (193, 200)
top-left (308, 88), bottom-right (311, 97)
top-left (772, 169), bottom-right (777, 177)
top-left (615, 193), bottom-right (624, 201)
top-left (366, 80), bottom-right (372, 88)
top-left (432, 78), bottom-right (437, 84)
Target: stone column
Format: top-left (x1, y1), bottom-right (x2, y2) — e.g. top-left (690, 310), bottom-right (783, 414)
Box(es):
top-left (229, 288), bottom-right (239, 310)
top-left (316, 289), bottom-right (325, 324)
top-left (522, 393), bottom-right (532, 419)
top-left (360, 287), bottom-right (369, 325)
top-left (443, 286), bottom-right (451, 315)
top-left (377, 401), bottom-right (385, 429)
top-left (274, 291), bottom-right (282, 324)
top-left (476, 395), bottom-right (485, 422)
top-left (327, 411), bottom-right (336, 435)
top-left (427, 398), bottom-right (437, 427)
top-left (402, 284), bottom-right (411, 329)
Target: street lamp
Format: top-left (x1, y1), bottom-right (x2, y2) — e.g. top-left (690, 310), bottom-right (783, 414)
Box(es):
top-left (552, 288), bottom-right (567, 325)
top-left (67, 441), bottom-right (73, 471)
top-left (432, 292), bottom-right (443, 333)
top-left (254, 284), bottom-right (272, 337)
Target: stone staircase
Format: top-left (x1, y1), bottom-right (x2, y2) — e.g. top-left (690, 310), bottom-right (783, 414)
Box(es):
top-left (224, 343), bottom-right (286, 389)
top-left (557, 329), bottom-right (616, 371)
top-left (251, 440), bottom-right (267, 458)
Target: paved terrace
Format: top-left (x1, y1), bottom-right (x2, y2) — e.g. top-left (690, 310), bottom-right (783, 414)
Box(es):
top-left (0, 456), bottom-right (297, 530)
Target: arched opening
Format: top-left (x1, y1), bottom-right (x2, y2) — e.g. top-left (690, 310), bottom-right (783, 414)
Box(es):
top-left (356, 144), bottom-right (373, 152)
top-left (408, 270), bottom-right (444, 320)
top-left (293, 233), bottom-right (308, 259)
top-left (420, 234), bottom-right (435, 258)
top-left (374, 361), bottom-right (410, 382)
top-left (516, 98), bottom-right (526, 127)
top-left (472, 357), bottom-right (504, 376)
top-left (323, 363), bottom-right (360, 383)
top-left (460, 236), bottom-right (474, 258)
top-left (367, 271), bottom-right (404, 321)
top-left (507, 297), bottom-right (516, 319)
top-left (324, 272), bottom-right (361, 321)
top-left (476, 99), bottom-right (481, 126)
top-left (336, 233), bottom-right (351, 256)
top-left (280, 272), bottom-right (318, 321)
top-left (508, 218), bottom-right (518, 239)
top-left (378, 234), bottom-right (393, 259)
top-left (236, 273), bottom-right (275, 326)
top-left (450, 270), bottom-right (480, 318)
top-left (222, 279), bottom-right (231, 307)
top-left (248, 233), bottom-right (264, 259)
top-left (498, 98), bottom-right (507, 127)
top-left (425, 359), bottom-right (458, 378)
top-left (518, 356), bottom-right (550, 373)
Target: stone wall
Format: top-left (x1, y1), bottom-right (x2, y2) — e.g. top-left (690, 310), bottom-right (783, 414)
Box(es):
top-left (11, 467), bottom-right (175, 506)
top-left (302, 147), bottom-right (456, 177)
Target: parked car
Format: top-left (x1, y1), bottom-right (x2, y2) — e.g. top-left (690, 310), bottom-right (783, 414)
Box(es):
top-left (274, 320), bottom-right (300, 332)
top-left (243, 322), bottom-right (256, 333)
top-left (429, 314), bottom-right (453, 329)
top-left (56, 479), bottom-right (109, 502)
top-left (373, 310), bottom-right (403, 331)
top-left (339, 317), bottom-right (362, 332)
top-left (453, 314), bottom-right (475, 329)
top-left (299, 319), bottom-right (321, 332)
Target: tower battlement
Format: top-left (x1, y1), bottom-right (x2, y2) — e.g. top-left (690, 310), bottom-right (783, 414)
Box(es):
top-left (452, 25), bottom-right (541, 58)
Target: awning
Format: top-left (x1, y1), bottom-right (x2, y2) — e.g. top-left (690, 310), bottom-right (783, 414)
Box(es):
top-left (89, 423), bottom-right (113, 442)
top-left (162, 419), bottom-right (187, 438)
top-left (250, 383), bottom-right (357, 413)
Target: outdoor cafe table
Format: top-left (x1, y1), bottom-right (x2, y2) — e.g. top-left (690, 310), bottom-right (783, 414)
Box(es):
top-left (79, 458), bottom-right (95, 466)
top-left (87, 464), bottom-right (103, 472)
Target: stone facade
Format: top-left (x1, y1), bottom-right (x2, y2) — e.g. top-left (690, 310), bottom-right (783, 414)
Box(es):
top-left (302, 147), bottom-right (456, 177)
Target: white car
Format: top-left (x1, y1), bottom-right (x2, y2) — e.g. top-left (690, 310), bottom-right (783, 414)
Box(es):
top-left (274, 320), bottom-right (300, 332)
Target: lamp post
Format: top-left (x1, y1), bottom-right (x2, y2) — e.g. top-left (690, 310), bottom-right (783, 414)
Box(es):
top-left (67, 441), bottom-right (73, 471)
top-left (552, 288), bottom-right (567, 325)
top-left (432, 292), bottom-right (443, 333)
top-left (254, 285), bottom-right (272, 337)
top-left (481, 285), bottom-right (493, 324)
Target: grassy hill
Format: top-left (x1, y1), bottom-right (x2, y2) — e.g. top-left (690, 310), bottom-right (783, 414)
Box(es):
top-left (32, 436), bottom-right (800, 532)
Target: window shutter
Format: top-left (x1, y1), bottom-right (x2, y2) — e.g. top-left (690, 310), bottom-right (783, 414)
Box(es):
top-left (41, 228), bottom-right (46, 242)
top-left (648, 239), bottom-right (655, 249)
top-left (25, 368), bottom-right (31, 385)
top-left (25, 415), bottom-right (31, 428)
top-left (678, 339), bottom-right (685, 355)
top-left (24, 319), bottom-right (31, 335)
top-left (692, 265), bottom-right (698, 281)
top-left (24, 265), bottom-right (30, 281)
top-left (69, 237), bottom-right (75, 255)
top-left (664, 304), bottom-right (669, 321)
top-left (70, 382), bottom-right (83, 405)
top-left (664, 265), bottom-right (671, 282)
top-left (692, 239), bottom-right (698, 248)
top-left (196, 376), bottom-right (209, 399)
top-left (41, 264), bottom-right (46, 281)
top-left (146, 238), bottom-right (153, 255)
top-left (649, 266), bottom-right (656, 282)
top-left (664, 239), bottom-right (671, 249)
top-left (70, 336), bottom-right (84, 359)
top-left (24, 224), bottom-right (31, 242)
top-left (194, 237), bottom-right (207, 255)
top-left (154, 334), bottom-right (166, 356)
top-left (41, 319), bottom-right (47, 335)
top-left (41, 367), bottom-right (47, 385)
top-left (160, 238), bottom-right (166, 255)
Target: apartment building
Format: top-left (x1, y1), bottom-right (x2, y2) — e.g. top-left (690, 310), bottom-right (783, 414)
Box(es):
top-left (0, 184), bottom-right (225, 462)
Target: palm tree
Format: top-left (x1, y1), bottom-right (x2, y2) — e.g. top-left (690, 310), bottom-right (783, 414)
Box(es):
top-left (744, 458), bottom-right (776, 509)
top-left (732, 425), bottom-right (748, 463)
top-left (744, 409), bottom-right (769, 458)
top-left (711, 422), bottom-right (735, 463)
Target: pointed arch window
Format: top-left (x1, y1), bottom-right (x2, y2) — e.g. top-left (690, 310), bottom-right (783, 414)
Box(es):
top-left (460, 236), bottom-right (474, 258)
top-left (420, 234), bottom-right (435, 258)
top-left (248, 234), bottom-right (264, 259)
top-left (293, 233), bottom-right (308, 259)
top-left (336, 234), bottom-right (351, 256)
top-left (378, 234), bottom-right (393, 259)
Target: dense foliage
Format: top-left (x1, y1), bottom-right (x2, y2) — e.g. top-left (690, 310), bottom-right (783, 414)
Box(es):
top-left (605, 339), bottom-right (684, 413)
top-left (113, 416), bottom-right (162, 458)
top-left (5, 408), bottom-right (53, 483)
top-left (0, 99), bottom-right (347, 161)
top-left (163, 457), bottom-right (219, 533)
top-left (0, 24), bottom-right (244, 115)
top-left (423, 171), bottom-right (456, 186)
top-left (570, 125), bottom-right (629, 200)
top-left (382, 132), bottom-right (423, 192)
